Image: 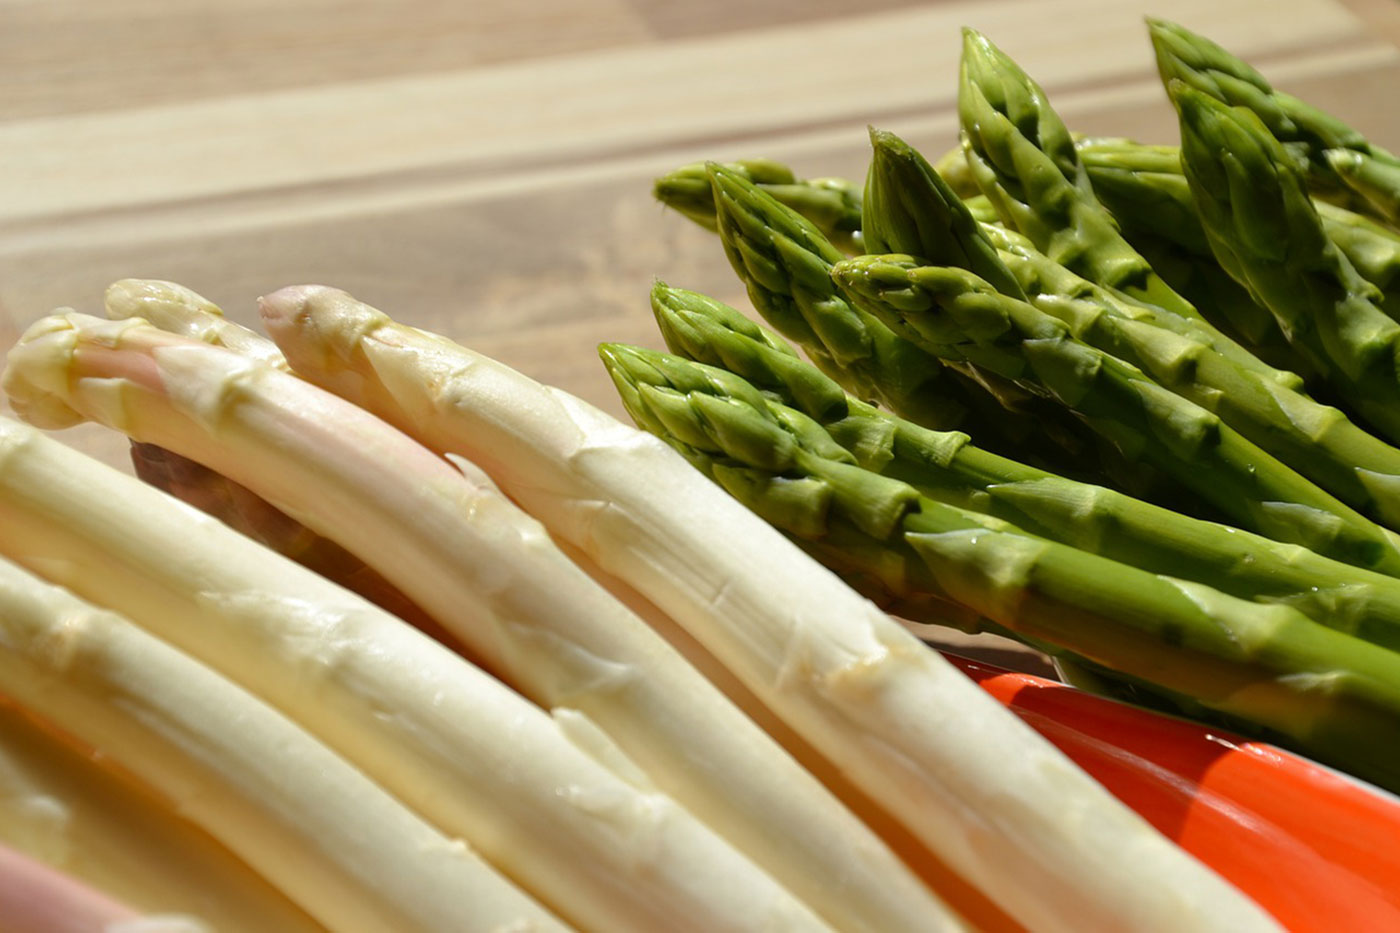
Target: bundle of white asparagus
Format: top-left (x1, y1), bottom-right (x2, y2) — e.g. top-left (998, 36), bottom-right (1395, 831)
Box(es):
top-left (0, 278), bottom-right (1282, 932)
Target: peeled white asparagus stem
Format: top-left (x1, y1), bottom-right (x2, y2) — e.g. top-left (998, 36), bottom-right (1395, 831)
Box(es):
top-left (256, 284), bottom-right (1284, 933)
top-left (0, 321), bottom-right (836, 933)
top-left (0, 554), bottom-right (558, 933)
top-left (103, 277), bottom-right (977, 908)
top-left (93, 285), bottom-right (960, 933)
top-left (0, 699), bottom-right (321, 931)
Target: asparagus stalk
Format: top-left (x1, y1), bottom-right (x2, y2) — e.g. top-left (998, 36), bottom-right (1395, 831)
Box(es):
top-left (651, 285), bottom-right (1400, 650)
top-left (860, 125), bottom-right (1353, 472)
top-left (710, 163), bottom-right (1185, 495)
top-left (931, 143), bottom-right (982, 199)
top-left (831, 255), bottom-right (1400, 574)
top-left (104, 281), bottom-right (983, 921)
top-left (706, 160), bottom-right (994, 431)
top-left (103, 278), bottom-right (289, 370)
top-left (1076, 139), bottom-right (1325, 381)
top-left (1327, 149), bottom-right (1400, 227)
top-left (1147, 18), bottom-right (1399, 205)
top-left (976, 224), bottom-right (1400, 528)
top-left (258, 283), bottom-right (1283, 933)
top-left (861, 128), bottom-right (1027, 300)
top-left (655, 160), bottom-right (864, 253)
top-left (602, 340), bottom-right (1400, 796)
top-left (0, 699), bottom-right (320, 930)
top-left (1172, 84), bottom-right (1400, 446)
top-left (3, 314), bottom-right (898, 933)
top-left (105, 280), bottom-right (450, 639)
top-left (1078, 139), bottom-right (1400, 324)
top-left (0, 550), bottom-right (568, 933)
top-left (957, 29), bottom-right (1197, 319)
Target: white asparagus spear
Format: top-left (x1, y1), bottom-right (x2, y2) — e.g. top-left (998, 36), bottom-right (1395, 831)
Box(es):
top-left (0, 699), bottom-right (322, 930)
top-left (95, 283), bottom-right (963, 933)
top-left (0, 553), bottom-right (563, 933)
top-left (256, 284), bottom-right (1284, 933)
top-left (0, 321), bottom-right (837, 933)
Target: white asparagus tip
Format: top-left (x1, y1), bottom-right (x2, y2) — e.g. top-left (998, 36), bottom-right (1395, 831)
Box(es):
top-left (105, 279), bottom-right (224, 321)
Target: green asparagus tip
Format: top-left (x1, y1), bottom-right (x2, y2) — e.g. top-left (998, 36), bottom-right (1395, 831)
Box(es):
top-left (601, 341), bottom-right (803, 472)
top-left (868, 126), bottom-right (898, 149)
top-left (960, 27), bottom-right (993, 67)
top-left (1148, 18), bottom-right (1272, 98)
top-left (604, 340), bottom-right (775, 414)
top-left (705, 162), bottom-right (747, 205)
top-left (598, 342), bottom-right (643, 380)
top-left (1167, 80), bottom-right (1232, 135)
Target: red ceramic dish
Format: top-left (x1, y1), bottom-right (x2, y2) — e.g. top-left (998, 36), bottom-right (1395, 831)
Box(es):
top-left (946, 654), bottom-right (1400, 931)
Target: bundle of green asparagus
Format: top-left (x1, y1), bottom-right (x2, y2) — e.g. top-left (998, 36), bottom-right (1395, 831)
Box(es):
top-left (641, 19), bottom-right (1400, 791)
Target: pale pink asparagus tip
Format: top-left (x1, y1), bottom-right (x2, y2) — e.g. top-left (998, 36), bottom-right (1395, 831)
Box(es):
top-left (0, 841), bottom-right (139, 928)
top-left (257, 285), bottom-right (340, 326)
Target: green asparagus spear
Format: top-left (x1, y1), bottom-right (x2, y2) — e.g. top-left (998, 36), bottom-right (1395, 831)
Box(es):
top-left (654, 160), bottom-right (864, 253)
top-left (1172, 84), bottom-right (1400, 447)
top-left (656, 157), bottom-right (1111, 474)
top-left (957, 29), bottom-right (1196, 319)
top-left (1079, 138), bottom-right (1400, 324)
top-left (1075, 139), bottom-right (1308, 373)
top-left (706, 163), bottom-right (1154, 481)
top-left (649, 281), bottom-right (1400, 650)
top-left (862, 126), bottom-right (1308, 394)
top-left (708, 161), bottom-right (957, 424)
top-left (1147, 17), bottom-right (1399, 206)
top-left (861, 127), bottom-right (1027, 300)
top-left (831, 255), bottom-right (1400, 574)
top-left (1325, 149), bottom-right (1400, 230)
top-left (975, 224), bottom-right (1400, 528)
top-left (601, 340), bottom-right (1400, 794)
